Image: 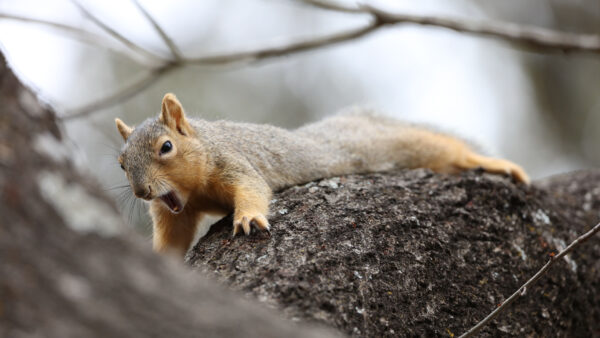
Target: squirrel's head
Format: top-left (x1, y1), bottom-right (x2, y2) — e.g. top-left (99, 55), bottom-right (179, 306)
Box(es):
top-left (115, 93), bottom-right (205, 214)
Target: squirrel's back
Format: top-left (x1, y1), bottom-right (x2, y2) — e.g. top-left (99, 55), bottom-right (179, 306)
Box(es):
top-left (190, 108), bottom-right (426, 190)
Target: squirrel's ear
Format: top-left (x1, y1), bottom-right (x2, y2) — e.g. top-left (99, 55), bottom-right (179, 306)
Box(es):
top-left (160, 93), bottom-right (192, 135)
top-left (115, 118), bottom-right (133, 141)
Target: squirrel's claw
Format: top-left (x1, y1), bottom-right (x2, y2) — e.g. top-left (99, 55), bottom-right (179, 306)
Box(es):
top-left (233, 213), bottom-right (270, 237)
top-left (232, 217), bottom-right (249, 236)
top-left (251, 216), bottom-right (270, 232)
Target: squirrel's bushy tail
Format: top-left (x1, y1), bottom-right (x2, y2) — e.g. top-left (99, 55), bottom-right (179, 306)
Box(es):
top-left (294, 110), bottom-right (529, 184)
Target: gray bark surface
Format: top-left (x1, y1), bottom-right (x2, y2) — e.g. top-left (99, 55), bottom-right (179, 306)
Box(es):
top-left (189, 169), bottom-right (600, 337)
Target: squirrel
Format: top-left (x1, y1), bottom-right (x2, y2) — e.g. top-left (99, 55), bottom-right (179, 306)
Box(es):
top-left (115, 93), bottom-right (529, 256)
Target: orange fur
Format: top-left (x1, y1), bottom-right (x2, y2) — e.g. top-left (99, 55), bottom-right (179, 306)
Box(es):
top-left (231, 183), bottom-right (271, 236)
top-left (401, 129), bottom-right (529, 184)
top-left (149, 158), bottom-right (272, 254)
top-left (150, 202), bottom-right (200, 256)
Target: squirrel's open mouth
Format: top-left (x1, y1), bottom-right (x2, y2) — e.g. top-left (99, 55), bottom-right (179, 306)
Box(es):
top-left (159, 191), bottom-right (183, 214)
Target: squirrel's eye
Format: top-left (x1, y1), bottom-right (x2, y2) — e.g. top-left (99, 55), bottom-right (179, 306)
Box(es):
top-left (160, 140), bottom-right (172, 155)
top-left (120, 164), bottom-right (125, 171)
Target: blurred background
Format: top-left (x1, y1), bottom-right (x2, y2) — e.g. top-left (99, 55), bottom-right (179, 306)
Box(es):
top-left (0, 0), bottom-right (598, 232)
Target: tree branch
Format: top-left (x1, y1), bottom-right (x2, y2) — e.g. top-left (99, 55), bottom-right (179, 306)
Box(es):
top-left (0, 13), bottom-right (155, 64)
top-left (130, 0), bottom-right (183, 61)
top-left (298, 0), bottom-right (365, 14)
top-left (61, 64), bottom-right (176, 120)
top-left (459, 221), bottom-right (600, 338)
top-left (0, 13), bottom-right (100, 39)
top-left (69, 0), bottom-right (166, 63)
top-left (300, 1), bottom-right (600, 54)
top-left (367, 5), bottom-right (600, 54)
top-left (183, 20), bottom-right (380, 65)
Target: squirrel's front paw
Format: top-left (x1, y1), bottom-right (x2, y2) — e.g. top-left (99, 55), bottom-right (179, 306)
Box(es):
top-left (233, 213), bottom-right (270, 236)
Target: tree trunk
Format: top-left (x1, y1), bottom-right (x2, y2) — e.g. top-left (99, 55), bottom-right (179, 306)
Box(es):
top-left (189, 169), bottom-right (600, 337)
top-left (0, 53), bottom-right (340, 338)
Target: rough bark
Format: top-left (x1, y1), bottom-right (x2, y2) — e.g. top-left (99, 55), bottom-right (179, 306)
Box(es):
top-left (0, 53), bottom-right (340, 338)
top-left (189, 169), bottom-right (600, 337)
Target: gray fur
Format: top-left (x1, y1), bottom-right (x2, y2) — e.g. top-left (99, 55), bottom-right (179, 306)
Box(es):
top-left (120, 118), bottom-right (166, 195)
top-left (120, 109), bottom-right (449, 192)
top-left (188, 109), bottom-right (416, 191)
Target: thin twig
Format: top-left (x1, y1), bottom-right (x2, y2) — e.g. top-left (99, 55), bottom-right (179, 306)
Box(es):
top-left (368, 6), bottom-right (600, 53)
top-left (0, 13), bottom-right (150, 63)
top-left (187, 0), bottom-right (600, 65)
top-left (69, 0), bottom-right (166, 63)
top-left (184, 20), bottom-right (381, 65)
top-left (298, 0), bottom-right (364, 14)
top-left (130, 0), bottom-right (183, 61)
top-left (0, 13), bottom-right (99, 39)
top-left (61, 64), bottom-right (176, 120)
top-left (459, 222), bottom-right (600, 338)
top-left (301, 1), bottom-right (600, 54)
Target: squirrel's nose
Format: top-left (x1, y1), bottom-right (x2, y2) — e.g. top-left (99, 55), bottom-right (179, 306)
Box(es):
top-left (133, 185), bottom-right (152, 199)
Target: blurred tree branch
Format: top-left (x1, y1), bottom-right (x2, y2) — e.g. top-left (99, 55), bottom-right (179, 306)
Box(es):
top-left (184, 21), bottom-right (380, 65)
top-left (0, 13), bottom-right (157, 65)
top-left (63, 65), bottom-right (176, 120)
top-left (69, 0), bottom-right (165, 62)
top-left (302, 0), bottom-right (600, 53)
top-left (2, 0), bottom-right (600, 119)
top-left (131, 0), bottom-right (183, 61)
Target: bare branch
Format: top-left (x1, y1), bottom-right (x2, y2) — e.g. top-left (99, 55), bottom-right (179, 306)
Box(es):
top-left (184, 20), bottom-right (381, 65)
top-left (130, 0), bottom-right (183, 61)
top-left (60, 64), bottom-right (176, 120)
top-left (459, 222), bottom-right (600, 338)
top-left (367, 6), bottom-right (600, 54)
top-left (187, 0), bottom-right (600, 67)
top-left (69, 0), bottom-right (166, 62)
top-left (298, 0), bottom-right (364, 14)
top-left (300, 1), bottom-right (600, 54)
top-left (0, 13), bottom-right (153, 64)
top-left (0, 13), bottom-right (99, 39)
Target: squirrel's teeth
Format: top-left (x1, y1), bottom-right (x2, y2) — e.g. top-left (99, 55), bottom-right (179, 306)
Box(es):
top-left (160, 191), bottom-right (182, 213)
